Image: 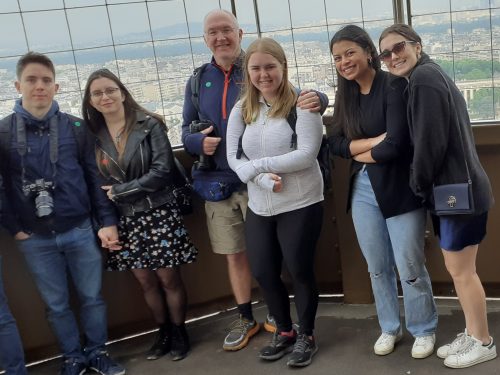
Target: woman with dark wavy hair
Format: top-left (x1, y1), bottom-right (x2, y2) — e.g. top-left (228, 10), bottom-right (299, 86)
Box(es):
top-left (379, 23), bottom-right (496, 369)
top-left (329, 25), bottom-right (437, 358)
top-left (82, 68), bottom-right (197, 362)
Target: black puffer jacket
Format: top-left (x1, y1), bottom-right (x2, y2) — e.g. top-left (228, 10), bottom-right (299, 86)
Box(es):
top-left (95, 111), bottom-right (175, 204)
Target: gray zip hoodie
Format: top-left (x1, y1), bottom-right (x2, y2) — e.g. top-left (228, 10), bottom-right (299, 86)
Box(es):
top-left (227, 98), bottom-right (324, 216)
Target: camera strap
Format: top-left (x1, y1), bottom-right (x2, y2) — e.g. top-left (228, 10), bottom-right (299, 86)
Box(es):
top-left (16, 113), bottom-right (58, 189)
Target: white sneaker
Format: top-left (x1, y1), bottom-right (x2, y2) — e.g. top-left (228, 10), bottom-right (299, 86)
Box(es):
top-left (444, 335), bottom-right (497, 369)
top-left (437, 329), bottom-right (469, 359)
top-left (411, 334), bottom-right (435, 359)
top-left (374, 329), bottom-right (403, 355)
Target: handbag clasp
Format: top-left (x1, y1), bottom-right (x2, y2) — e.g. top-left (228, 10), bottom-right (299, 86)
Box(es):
top-left (447, 195), bottom-right (457, 208)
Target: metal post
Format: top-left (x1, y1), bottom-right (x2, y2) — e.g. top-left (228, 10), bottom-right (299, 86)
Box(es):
top-left (253, 0), bottom-right (262, 37)
top-left (230, 0), bottom-right (237, 17)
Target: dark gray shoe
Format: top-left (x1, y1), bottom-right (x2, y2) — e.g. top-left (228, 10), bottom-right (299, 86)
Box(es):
top-left (286, 334), bottom-right (318, 367)
top-left (60, 359), bottom-right (86, 375)
top-left (259, 331), bottom-right (296, 361)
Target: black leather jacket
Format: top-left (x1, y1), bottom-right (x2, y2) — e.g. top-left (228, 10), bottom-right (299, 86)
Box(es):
top-left (95, 111), bottom-right (175, 205)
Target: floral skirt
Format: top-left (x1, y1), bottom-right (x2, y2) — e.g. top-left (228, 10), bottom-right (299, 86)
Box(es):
top-left (106, 202), bottom-right (198, 271)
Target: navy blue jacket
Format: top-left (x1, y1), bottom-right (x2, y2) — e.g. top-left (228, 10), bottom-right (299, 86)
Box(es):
top-left (0, 100), bottom-right (118, 235)
top-left (182, 55), bottom-right (244, 185)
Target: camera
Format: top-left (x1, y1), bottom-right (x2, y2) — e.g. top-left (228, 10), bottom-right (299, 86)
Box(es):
top-left (189, 120), bottom-right (216, 171)
top-left (22, 179), bottom-right (54, 218)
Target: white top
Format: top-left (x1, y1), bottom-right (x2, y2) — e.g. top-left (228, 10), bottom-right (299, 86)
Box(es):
top-left (227, 98), bottom-right (324, 216)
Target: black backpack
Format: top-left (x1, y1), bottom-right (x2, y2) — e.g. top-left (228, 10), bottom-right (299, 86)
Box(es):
top-left (0, 113), bottom-right (88, 172)
top-left (236, 106), bottom-right (332, 193)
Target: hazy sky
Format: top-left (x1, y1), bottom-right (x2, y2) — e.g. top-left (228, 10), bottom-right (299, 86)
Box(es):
top-left (0, 0), bottom-right (495, 57)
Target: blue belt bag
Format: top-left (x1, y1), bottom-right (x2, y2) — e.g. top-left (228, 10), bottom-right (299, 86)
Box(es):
top-left (192, 180), bottom-right (241, 202)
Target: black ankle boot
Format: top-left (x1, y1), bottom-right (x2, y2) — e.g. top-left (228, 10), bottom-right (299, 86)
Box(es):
top-left (170, 323), bottom-right (190, 361)
top-left (146, 323), bottom-right (171, 360)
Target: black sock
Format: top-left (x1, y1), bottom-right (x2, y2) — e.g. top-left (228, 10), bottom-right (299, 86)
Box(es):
top-left (237, 302), bottom-right (254, 321)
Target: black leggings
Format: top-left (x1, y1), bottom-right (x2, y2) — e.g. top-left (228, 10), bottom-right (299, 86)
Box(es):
top-left (245, 203), bottom-right (323, 335)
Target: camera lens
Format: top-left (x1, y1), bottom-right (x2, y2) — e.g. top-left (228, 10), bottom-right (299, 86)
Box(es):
top-left (35, 191), bottom-right (54, 218)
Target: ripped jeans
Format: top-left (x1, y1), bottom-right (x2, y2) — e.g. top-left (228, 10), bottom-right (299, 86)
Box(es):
top-left (351, 168), bottom-right (437, 337)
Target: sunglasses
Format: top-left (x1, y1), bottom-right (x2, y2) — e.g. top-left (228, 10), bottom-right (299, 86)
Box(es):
top-left (379, 40), bottom-right (417, 62)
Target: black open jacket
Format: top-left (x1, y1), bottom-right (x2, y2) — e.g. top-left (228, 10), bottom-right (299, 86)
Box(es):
top-left (94, 111), bottom-right (175, 204)
top-left (329, 70), bottom-right (422, 219)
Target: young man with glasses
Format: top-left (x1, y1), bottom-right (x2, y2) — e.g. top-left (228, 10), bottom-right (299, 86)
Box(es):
top-left (0, 52), bottom-right (125, 375)
top-left (182, 9), bottom-right (327, 352)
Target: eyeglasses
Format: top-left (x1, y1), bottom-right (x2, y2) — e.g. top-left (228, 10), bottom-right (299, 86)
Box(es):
top-left (205, 27), bottom-right (235, 38)
top-left (379, 40), bottom-right (417, 62)
top-left (90, 87), bottom-right (120, 99)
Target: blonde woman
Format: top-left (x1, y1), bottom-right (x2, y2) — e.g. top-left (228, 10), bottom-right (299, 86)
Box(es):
top-left (227, 38), bottom-right (324, 367)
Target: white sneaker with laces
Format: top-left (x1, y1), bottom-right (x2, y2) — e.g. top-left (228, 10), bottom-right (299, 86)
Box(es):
top-left (437, 329), bottom-right (469, 359)
top-left (411, 334), bottom-right (435, 359)
top-left (374, 329), bottom-right (403, 356)
top-left (444, 335), bottom-right (497, 369)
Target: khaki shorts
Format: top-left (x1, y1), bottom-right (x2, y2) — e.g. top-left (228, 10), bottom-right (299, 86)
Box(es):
top-left (205, 190), bottom-right (248, 254)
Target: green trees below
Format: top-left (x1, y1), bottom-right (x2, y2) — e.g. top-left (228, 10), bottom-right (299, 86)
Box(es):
top-left (436, 59), bottom-right (500, 81)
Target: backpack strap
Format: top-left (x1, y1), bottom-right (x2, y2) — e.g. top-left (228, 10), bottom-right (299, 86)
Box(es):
top-left (190, 63), bottom-right (210, 116)
top-left (286, 105), bottom-right (297, 149)
top-left (236, 105), bottom-right (298, 160)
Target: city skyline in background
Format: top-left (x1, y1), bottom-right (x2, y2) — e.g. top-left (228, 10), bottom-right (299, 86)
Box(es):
top-left (0, 0), bottom-right (498, 145)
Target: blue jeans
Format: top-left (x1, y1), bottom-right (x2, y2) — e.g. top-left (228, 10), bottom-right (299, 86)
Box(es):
top-left (351, 169), bottom-right (437, 337)
top-left (0, 257), bottom-right (27, 375)
top-left (16, 219), bottom-right (107, 362)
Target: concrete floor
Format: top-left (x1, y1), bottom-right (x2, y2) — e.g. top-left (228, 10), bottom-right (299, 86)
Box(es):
top-left (27, 298), bottom-right (500, 375)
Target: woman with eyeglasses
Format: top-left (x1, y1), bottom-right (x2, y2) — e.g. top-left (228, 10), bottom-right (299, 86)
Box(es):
top-left (329, 25), bottom-right (437, 358)
top-left (82, 68), bottom-right (198, 362)
top-left (379, 24), bottom-right (496, 369)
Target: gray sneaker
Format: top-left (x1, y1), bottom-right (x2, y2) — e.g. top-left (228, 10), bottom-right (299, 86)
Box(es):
top-left (223, 315), bottom-right (260, 351)
top-left (286, 334), bottom-right (318, 367)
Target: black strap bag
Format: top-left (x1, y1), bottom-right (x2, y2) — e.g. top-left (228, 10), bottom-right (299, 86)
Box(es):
top-left (432, 67), bottom-right (474, 216)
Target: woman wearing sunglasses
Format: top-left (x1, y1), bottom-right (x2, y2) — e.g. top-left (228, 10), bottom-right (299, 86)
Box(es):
top-left (82, 68), bottom-right (198, 362)
top-left (379, 24), bottom-right (496, 369)
top-left (329, 25), bottom-right (437, 359)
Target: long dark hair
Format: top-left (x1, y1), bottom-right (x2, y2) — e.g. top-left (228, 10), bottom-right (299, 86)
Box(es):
top-left (330, 25), bottom-right (380, 139)
top-left (82, 68), bottom-right (164, 138)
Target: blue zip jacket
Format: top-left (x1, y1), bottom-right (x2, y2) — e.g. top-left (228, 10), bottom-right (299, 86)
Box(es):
top-left (182, 55), bottom-right (243, 185)
top-left (0, 100), bottom-right (117, 235)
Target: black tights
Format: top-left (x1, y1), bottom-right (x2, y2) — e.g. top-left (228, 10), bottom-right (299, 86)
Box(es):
top-left (245, 203), bottom-right (323, 335)
top-left (132, 267), bottom-right (187, 326)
